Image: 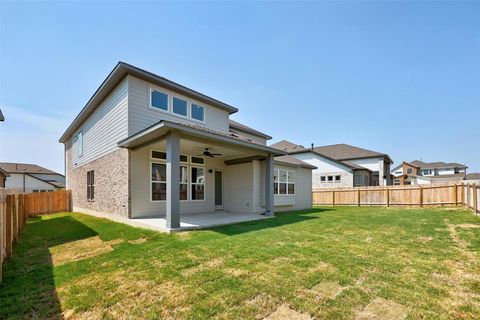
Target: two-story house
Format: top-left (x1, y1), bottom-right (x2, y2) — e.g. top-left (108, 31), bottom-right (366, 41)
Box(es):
top-left (391, 160), bottom-right (468, 185)
top-left (59, 62), bottom-right (315, 231)
top-left (0, 162), bottom-right (65, 192)
top-left (270, 140), bottom-right (393, 189)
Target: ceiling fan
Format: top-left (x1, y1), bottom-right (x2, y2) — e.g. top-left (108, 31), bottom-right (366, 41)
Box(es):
top-left (198, 148), bottom-right (222, 158)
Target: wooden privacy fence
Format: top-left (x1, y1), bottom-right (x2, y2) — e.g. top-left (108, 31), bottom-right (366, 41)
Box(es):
top-left (0, 189), bottom-right (72, 283)
top-left (313, 183), bottom-right (480, 214)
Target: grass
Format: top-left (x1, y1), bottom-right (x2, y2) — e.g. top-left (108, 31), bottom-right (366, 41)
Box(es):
top-left (0, 206), bottom-right (479, 319)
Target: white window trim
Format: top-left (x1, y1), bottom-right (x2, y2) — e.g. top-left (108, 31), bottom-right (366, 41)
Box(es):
top-left (150, 161), bottom-right (167, 203)
top-left (149, 88), bottom-right (170, 113)
top-left (274, 169), bottom-right (295, 196)
top-left (148, 86), bottom-right (206, 123)
top-left (149, 149), bottom-right (205, 203)
top-left (190, 165), bottom-right (206, 202)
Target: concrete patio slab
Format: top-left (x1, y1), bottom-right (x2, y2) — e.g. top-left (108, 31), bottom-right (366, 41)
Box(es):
top-left (74, 207), bottom-right (271, 233)
top-left (133, 211), bottom-right (271, 233)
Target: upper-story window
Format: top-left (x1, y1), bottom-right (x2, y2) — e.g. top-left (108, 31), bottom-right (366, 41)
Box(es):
top-left (151, 89), bottom-right (169, 111)
top-left (191, 103), bottom-right (205, 122)
top-left (173, 97), bottom-right (188, 117)
top-left (406, 168), bottom-right (413, 174)
top-left (150, 87), bottom-right (206, 123)
top-left (74, 131), bottom-right (83, 157)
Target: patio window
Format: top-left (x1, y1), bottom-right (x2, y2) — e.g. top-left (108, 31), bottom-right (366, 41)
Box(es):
top-left (191, 167), bottom-right (205, 200)
top-left (173, 97), bottom-right (188, 116)
top-left (274, 169), bottom-right (295, 195)
top-left (191, 156), bottom-right (205, 165)
top-left (151, 89), bottom-right (168, 111)
top-left (151, 163), bottom-right (167, 201)
top-left (191, 103), bottom-right (204, 121)
top-left (180, 165), bottom-right (188, 200)
top-left (152, 151), bottom-right (166, 160)
top-left (87, 170), bottom-right (95, 201)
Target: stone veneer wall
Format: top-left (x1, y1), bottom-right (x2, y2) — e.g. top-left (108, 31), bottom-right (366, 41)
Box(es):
top-left (66, 142), bottom-right (130, 217)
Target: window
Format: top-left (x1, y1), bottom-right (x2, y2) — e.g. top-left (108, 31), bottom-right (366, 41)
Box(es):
top-left (180, 165), bottom-right (188, 200)
top-left (152, 151), bottom-right (166, 160)
top-left (33, 190), bottom-right (38, 193)
top-left (191, 156), bottom-right (205, 165)
top-left (335, 175), bottom-right (341, 183)
top-left (274, 169), bottom-right (295, 195)
top-left (180, 155), bottom-right (188, 163)
top-left (320, 176), bottom-right (326, 182)
top-left (173, 97), bottom-right (188, 116)
top-left (87, 170), bottom-right (95, 201)
top-left (191, 167), bottom-right (205, 200)
top-left (151, 89), bottom-right (168, 111)
top-left (327, 175), bottom-right (333, 182)
top-left (151, 163), bottom-right (166, 201)
top-left (406, 168), bottom-right (413, 174)
top-left (75, 131), bottom-right (83, 157)
top-left (191, 103), bottom-right (205, 121)
top-left (287, 171), bottom-right (295, 194)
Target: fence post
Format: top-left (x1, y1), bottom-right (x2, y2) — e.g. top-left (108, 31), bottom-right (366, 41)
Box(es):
top-left (453, 184), bottom-right (458, 206)
top-left (357, 188), bottom-right (360, 206)
top-left (5, 195), bottom-right (13, 259)
top-left (467, 184), bottom-right (471, 209)
top-left (474, 185), bottom-right (478, 214)
top-left (385, 187), bottom-right (389, 207)
top-left (419, 186), bottom-right (423, 207)
top-left (332, 189), bottom-right (335, 206)
top-left (12, 195), bottom-right (18, 242)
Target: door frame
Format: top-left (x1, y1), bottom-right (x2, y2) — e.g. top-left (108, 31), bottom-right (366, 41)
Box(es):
top-left (214, 169), bottom-right (224, 211)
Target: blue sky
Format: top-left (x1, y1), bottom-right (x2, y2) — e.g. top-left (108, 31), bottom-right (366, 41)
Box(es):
top-left (1, 1), bottom-right (479, 174)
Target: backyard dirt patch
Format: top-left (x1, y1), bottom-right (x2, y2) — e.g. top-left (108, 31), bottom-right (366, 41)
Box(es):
top-left (181, 257), bottom-right (225, 276)
top-left (417, 236), bottom-right (433, 243)
top-left (263, 304), bottom-right (313, 320)
top-left (309, 281), bottom-right (345, 300)
top-left (128, 237), bottom-right (147, 244)
top-left (49, 236), bottom-right (123, 266)
top-left (308, 261), bottom-right (336, 273)
top-left (356, 297), bottom-right (408, 320)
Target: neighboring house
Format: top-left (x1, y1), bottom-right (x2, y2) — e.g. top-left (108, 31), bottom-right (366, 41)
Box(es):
top-left (0, 162), bottom-right (65, 192)
top-left (391, 160), bottom-right (468, 185)
top-left (465, 173), bottom-right (480, 185)
top-left (0, 167), bottom-right (9, 188)
top-left (270, 140), bottom-right (393, 189)
top-left (59, 62), bottom-right (315, 230)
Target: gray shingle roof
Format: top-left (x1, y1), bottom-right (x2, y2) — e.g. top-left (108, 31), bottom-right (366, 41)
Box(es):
top-left (410, 160), bottom-right (467, 169)
top-left (313, 144), bottom-right (392, 163)
top-left (270, 140), bottom-right (307, 153)
top-left (0, 162), bottom-right (62, 175)
top-left (466, 173), bottom-right (480, 180)
top-left (274, 155), bottom-right (316, 169)
top-left (229, 119), bottom-right (272, 139)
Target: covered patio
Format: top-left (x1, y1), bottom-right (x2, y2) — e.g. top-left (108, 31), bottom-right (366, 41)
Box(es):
top-left (118, 120), bottom-right (285, 231)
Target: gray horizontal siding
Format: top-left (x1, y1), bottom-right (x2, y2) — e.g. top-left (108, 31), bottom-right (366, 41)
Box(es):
top-left (128, 76), bottom-right (230, 136)
top-left (72, 78), bottom-right (128, 167)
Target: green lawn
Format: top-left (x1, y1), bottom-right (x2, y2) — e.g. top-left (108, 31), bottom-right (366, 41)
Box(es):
top-left (1, 207), bottom-right (479, 319)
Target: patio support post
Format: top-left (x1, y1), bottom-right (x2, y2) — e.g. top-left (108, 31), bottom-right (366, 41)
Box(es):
top-left (265, 153), bottom-right (274, 217)
top-left (166, 131), bottom-right (180, 229)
